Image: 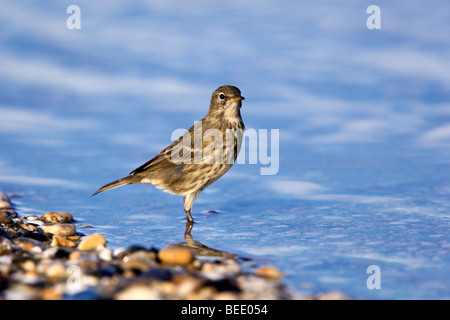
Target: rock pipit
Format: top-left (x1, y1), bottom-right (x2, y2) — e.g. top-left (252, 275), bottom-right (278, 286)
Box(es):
top-left (93, 85), bottom-right (245, 223)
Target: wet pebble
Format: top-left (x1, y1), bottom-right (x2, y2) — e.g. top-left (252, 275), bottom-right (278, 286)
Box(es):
top-left (115, 283), bottom-right (162, 300)
top-left (51, 235), bottom-right (77, 248)
top-left (98, 247), bottom-right (113, 261)
top-left (0, 200), bottom-right (13, 210)
top-left (314, 291), bottom-right (350, 300)
top-left (0, 217), bottom-right (13, 225)
top-left (77, 233), bottom-right (107, 251)
top-left (40, 212), bottom-right (73, 224)
top-left (255, 266), bottom-right (284, 279)
top-left (41, 223), bottom-right (76, 237)
top-left (0, 210), bottom-right (13, 217)
top-left (38, 260), bottom-right (67, 281)
top-left (121, 258), bottom-right (153, 273)
top-left (158, 247), bottom-right (194, 266)
top-left (24, 218), bottom-right (44, 226)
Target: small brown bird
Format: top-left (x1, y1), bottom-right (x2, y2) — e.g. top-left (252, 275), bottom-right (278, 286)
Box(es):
top-left (93, 85), bottom-right (245, 223)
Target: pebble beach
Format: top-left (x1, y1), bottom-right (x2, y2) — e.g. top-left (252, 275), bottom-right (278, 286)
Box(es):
top-left (0, 191), bottom-right (349, 300)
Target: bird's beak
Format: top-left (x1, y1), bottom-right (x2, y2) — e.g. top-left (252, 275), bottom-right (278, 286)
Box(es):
top-left (229, 96), bottom-right (245, 102)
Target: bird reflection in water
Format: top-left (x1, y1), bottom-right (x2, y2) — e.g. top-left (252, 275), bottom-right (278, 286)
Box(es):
top-left (166, 221), bottom-right (249, 260)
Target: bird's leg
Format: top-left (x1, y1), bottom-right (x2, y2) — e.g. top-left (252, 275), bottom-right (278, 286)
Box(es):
top-left (183, 195), bottom-right (194, 223)
top-left (184, 220), bottom-right (194, 240)
top-left (185, 208), bottom-right (194, 223)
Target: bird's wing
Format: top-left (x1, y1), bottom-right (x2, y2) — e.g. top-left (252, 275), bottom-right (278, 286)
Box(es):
top-left (130, 126), bottom-right (196, 175)
top-left (129, 146), bottom-right (174, 175)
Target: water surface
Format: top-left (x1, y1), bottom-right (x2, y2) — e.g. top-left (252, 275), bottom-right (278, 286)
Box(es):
top-left (1, 1), bottom-right (449, 299)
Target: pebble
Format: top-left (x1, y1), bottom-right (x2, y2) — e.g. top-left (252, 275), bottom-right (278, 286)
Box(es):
top-left (0, 255), bottom-right (13, 266)
top-left (115, 283), bottom-right (162, 300)
top-left (0, 217), bottom-right (13, 225)
top-left (121, 258), bottom-right (153, 272)
top-left (158, 247), bottom-right (194, 265)
top-left (39, 261), bottom-right (67, 281)
top-left (98, 247), bottom-right (113, 261)
top-left (13, 237), bottom-right (47, 251)
top-left (18, 220), bottom-right (39, 232)
top-left (255, 266), bottom-right (284, 279)
top-left (0, 237), bottom-right (13, 250)
top-left (51, 235), bottom-right (77, 248)
top-left (0, 200), bottom-right (13, 210)
top-left (172, 275), bottom-right (203, 299)
top-left (202, 259), bottom-right (241, 276)
top-left (41, 223), bottom-right (76, 237)
top-left (315, 291), bottom-right (350, 300)
top-left (113, 247), bottom-right (127, 259)
top-left (40, 212), bottom-right (73, 224)
top-left (25, 218), bottom-right (44, 226)
top-left (40, 287), bottom-right (63, 300)
top-left (77, 233), bottom-right (107, 251)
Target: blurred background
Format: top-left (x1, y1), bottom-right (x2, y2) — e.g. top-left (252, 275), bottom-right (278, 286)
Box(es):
top-left (0, 0), bottom-right (449, 299)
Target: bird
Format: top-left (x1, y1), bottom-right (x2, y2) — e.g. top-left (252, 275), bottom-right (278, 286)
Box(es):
top-left (92, 85), bottom-right (245, 224)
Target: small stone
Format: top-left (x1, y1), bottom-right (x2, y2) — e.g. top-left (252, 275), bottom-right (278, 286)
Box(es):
top-left (77, 233), bottom-right (107, 251)
top-left (316, 291), bottom-right (350, 300)
top-left (14, 270), bottom-right (41, 286)
top-left (201, 260), bottom-right (242, 280)
top-left (0, 237), bottom-right (13, 250)
top-left (41, 223), bottom-right (76, 237)
top-left (42, 247), bottom-right (60, 259)
top-left (39, 261), bottom-right (67, 281)
top-left (0, 255), bottom-right (13, 266)
top-left (40, 212), bottom-right (73, 223)
top-left (172, 275), bottom-right (203, 298)
top-left (3, 283), bottom-right (40, 300)
top-left (51, 235), bottom-right (77, 248)
top-left (255, 266), bottom-right (284, 279)
top-left (13, 237), bottom-right (47, 250)
top-left (121, 258), bottom-right (153, 272)
top-left (40, 287), bottom-right (63, 300)
top-left (115, 284), bottom-right (162, 300)
top-left (20, 259), bottom-right (37, 272)
top-left (125, 248), bottom-right (157, 263)
top-left (68, 251), bottom-right (82, 261)
top-left (0, 217), bottom-right (13, 225)
top-left (0, 200), bottom-right (13, 210)
top-left (98, 247), bottom-right (113, 261)
top-left (26, 219), bottom-right (45, 226)
top-left (113, 247), bottom-right (127, 260)
top-left (154, 281), bottom-right (176, 296)
top-left (187, 286), bottom-right (216, 300)
top-left (0, 192), bottom-right (9, 201)
top-left (21, 243), bottom-right (35, 250)
top-left (158, 248), bottom-right (194, 265)
top-left (202, 262), bottom-right (216, 272)
top-left (78, 223), bottom-right (94, 229)
top-left (214, 291), bottom-right (241, 300)
top-left (19, 221), bottom-right (39, 232)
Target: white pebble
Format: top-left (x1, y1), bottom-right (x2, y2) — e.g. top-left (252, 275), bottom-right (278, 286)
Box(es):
top-left (98, 247), bottom-right (113, 261)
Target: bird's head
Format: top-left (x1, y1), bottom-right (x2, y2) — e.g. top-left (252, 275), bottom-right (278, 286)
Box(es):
top-left (209, 85), bottom-right (245, 114)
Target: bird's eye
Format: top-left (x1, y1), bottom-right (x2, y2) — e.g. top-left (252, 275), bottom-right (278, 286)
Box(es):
top-left (219, 94), bottom-right (225, 100)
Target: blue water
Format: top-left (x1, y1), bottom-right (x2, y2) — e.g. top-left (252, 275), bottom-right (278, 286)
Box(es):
top-left (1, 1), bottom-right (449, 299)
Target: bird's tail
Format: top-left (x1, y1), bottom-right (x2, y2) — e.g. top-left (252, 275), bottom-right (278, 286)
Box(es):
top-left (92, 176), bottom-right (136, 196)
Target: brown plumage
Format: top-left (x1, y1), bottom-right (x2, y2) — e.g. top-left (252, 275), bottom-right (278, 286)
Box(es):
top-left (92, 85), bottom-right (245, 223)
